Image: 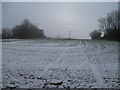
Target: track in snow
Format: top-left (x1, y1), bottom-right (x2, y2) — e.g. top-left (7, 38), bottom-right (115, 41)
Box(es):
top-left (2, 39), bottom-right (119, 88)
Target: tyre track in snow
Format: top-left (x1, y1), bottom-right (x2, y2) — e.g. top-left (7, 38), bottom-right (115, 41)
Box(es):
top-left (62, 40), bottom-right (104, 87)
top-left (44, 40), bottom-right (85, 74)
top-left (86, 61), bottom-right (104, 88)
top-left (81, 41), bottom-right (104, 87)
top-left (44, 41), bottom-right (70, 71)
top-left (43, 40), bottom-right (104, 87)
top-left (70, 40), bottom-right (104, 87)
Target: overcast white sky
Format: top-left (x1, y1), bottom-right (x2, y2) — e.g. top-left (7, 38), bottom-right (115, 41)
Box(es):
top-left (2, 2), bottom-right (118, 39)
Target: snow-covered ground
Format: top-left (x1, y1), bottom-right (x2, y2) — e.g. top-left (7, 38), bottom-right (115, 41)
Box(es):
top-left (2, 39), bottom-right (119, 88)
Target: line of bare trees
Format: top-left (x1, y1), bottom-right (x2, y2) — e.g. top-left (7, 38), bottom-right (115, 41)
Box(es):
top-left (2, 19), bottom-right (46, 39)
top-left (90, 9), bottom-right (119, 41)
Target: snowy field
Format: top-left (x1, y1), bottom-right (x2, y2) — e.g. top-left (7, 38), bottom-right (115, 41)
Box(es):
top-left (2, 39), bottom-right (119, 88)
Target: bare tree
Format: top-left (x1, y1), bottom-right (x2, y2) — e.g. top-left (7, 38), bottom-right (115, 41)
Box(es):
top-left (106, 10), bottom-right (118, 29)
top-left (97, 10), bottom-right (119, 41)
top-left (98, 10), bottom-right (118, 32)
top-left (98, 17), bottom-right (107, 32)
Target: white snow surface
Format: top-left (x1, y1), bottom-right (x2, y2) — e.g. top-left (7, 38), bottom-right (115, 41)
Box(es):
top-left (2, 39), bottom-right (119, 88)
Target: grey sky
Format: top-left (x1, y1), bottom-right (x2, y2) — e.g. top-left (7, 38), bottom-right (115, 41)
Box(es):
top-left (0, 2), bottom-right (2, 33)
top-left (2, 2), bottom-right (118, 39)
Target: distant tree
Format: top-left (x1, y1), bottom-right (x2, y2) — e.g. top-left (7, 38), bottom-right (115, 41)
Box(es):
top-left (90, 30), bottom-right (102, 40)
top-left (12, 19), bottom-right (45, 39)
top-left (2, 28), bottom-right (12, 39)
top-left (56, 35), bottom-right (61, 39)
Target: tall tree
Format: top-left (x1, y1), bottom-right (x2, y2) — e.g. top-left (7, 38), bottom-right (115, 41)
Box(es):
top-left (98, 17), bottom-right (107, 32)
top-left (98, 10), bottom-right (118, 32)
top-left (12, 19), bottom-right (45, 39)
top-left (97, 10), bottom-right (119, 41)
top-left (106, 10), bottom-right (118, 29)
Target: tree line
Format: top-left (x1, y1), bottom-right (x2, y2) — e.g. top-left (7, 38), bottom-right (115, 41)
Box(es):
top-left (90, 10), bottom-right (119, 41)
top-left (2, 9), bottom-right (119, 41)
top-left (2, 19), bottom-right (46, 39)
